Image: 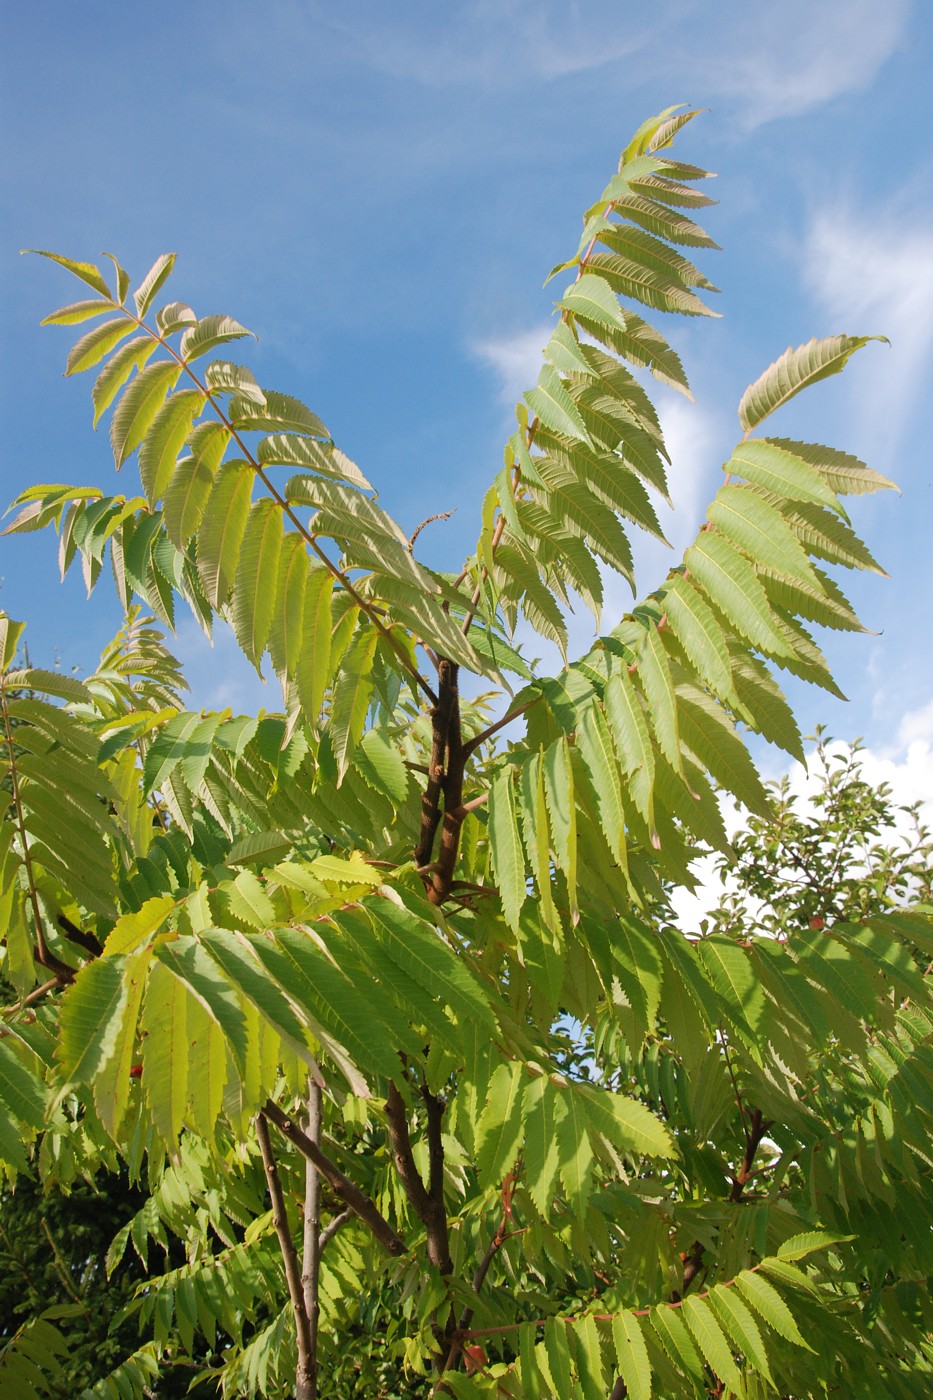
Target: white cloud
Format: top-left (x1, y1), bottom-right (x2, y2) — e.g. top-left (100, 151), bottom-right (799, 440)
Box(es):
top-left (173, 619), bottom-right (277, 716)
top-left (670, 696), bottom-right (933, 932)
top-left (802, 205), bottom-right (933, 463)
top-left (708, 0), bottom-right (910, 127)
top-left (303, 0), bottom-right (910, 124)
top-left (654, 396), bottom-right (721, 551)
top-left (470, 322), bottom-right (552, 407)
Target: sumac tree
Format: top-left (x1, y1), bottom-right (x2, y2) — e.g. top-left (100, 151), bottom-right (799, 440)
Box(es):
top-left (1, 108), bottom-right (931, 1398)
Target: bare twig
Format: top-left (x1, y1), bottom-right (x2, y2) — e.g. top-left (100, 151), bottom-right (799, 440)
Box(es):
top-left (262, 1100), bottom-right (406, 1256)
top-left (301, 1080), bottom-right (323, 1400)
top-left (409, 510), bottom-right (455, 551)
top-left (255, 1113), bottom-right (315, 1400)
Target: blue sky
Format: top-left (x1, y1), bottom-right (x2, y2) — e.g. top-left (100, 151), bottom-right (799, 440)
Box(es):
top-left (2, 0), bottom-right (932, 790)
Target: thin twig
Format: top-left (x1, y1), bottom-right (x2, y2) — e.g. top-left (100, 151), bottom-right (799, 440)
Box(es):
top-left (255, 1113), bottom-right (315, 1400)
top-left (409, 510), bottom-right (455, 551)
top-left (262, 1100), bottom-right (406, 1256)
top-left (301, 1079), bottom-right (322, 1400)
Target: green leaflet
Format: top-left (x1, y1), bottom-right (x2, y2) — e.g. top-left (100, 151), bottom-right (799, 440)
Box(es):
top-left (476, 1060), bottom-right (525, 1184)
top-left (133, 253), bottom-right (176, 317)
top-left (156, 301), bottom-right (197, 335)
top-left (728, 439), bottom-right (842, 512)
top-left (603, 669), bottom-right (655, 836)
top-left (734, 1269), bottom-right (814, 1350)
top-left (229, 390), bottom-right (328, 440)
top-left (163, 453), bottom-right (215, 548)
top-left (205, 360), bottom-right (266, 405)
top-left (681, 1296), bottom-right (744, 1394)
top-left (611, 1312), bottom-right (652, 1400)
top-left (266, 533), bottom-right (308, 678)
top-left (584, 250), bottom-right (716, 318)
top-left (142, 711), bottom-right (204, 793)
top-left (40, 297), bottom-right (113, 327)
top-left (543, 736), bottom-right (577, 912)
top-left (154, 938), bottom-right (249, 1070)
top-left (65, 317), bottom-right (135, 375)
top-left (0, 1040), bottom-right (46, 1132)
top-left (138, 389), bottom-right (205, 504)
top-left (776, 1230), bottom-right (852, 1261)
top-left (365, 899), bottom-right (495, 1035)
top-left (92, 336), bottom-right (157, 426)
top-left (252, 927), bottom-right (394, 1087)
top-left (489, 766), bottom-right (525, 933)
top-left (525, 362), bottom-right (593, 445)
top-left (355, 729), bottom-right (408, 805)
top-left (697, 935), bottom-right (766, 1054)
top-left (94, 947), bottom-right (150, 1138)
top-left (103, 252), bottom-right (130, 304)
top-left (597, 223), bottom-right (716, 290)
top-left (540, 436), bottom-right (666, 541)
top-left (57, 957), bottom-right (129, 1087)
top-left (27, 249), bottom-right (114, 298)
top-left (631, 622), bottom-right (682, 773)
top-left (532, 475), bottom-right (635, 583)
top-left (495, 543), bottom-right (569, 658)
top-left (650, 1304), bottom-right (707, 1392)
top-left (559, 1087), bottom-right (596, 1211)
top-left (660, 575), bottom-right (733, 698)
top-left (196, 462), bottom-right (254, 608)
top-left (111, 361), bottom-right (183, 469)
top-left (231, 499), bottom-right (285, 667)
top-left (257, 432), bottom-right (372, 490)
top-left (179, 314), bottom-right (252, 363)
top-left (296, 567), bottom-right (333, 727)
top-left (676, 686), bottom-right (771, 817)
top-left (200, 930), bottom-right (316, 1063)
top-left (766, 437), bottom-right (897, 496)
top-left (576, 704), bottom-right (625, 863)
top-left (685, 531), bottom-right (791, 658)
top-left (738, 335), bottom-right (885, 432)
top-left (577, 1082), bottom-right (673, 1159)
top-left (609, 193), bottom-right (719, 249)
top-left (708, 1285), bottom-right (775, 1387)
top-left (330, 625), bottom-right (378, 781)
top-left (558, 273), bottom-right (629, 331)
top-left (708, 483), bottom-right (818, 582)
top-left (759, 564), bottom-right (863, 634)
top-left (612, 914), bottom-right (663, 1035)
top-left (730, 653), bottom-right (804, 761)
top-left (571, 1311), bottom-right (607, 1393)
top-left (783, 500), bottom-right (888, 574)
top-left (523, 1075), bottom-right (568, 1213)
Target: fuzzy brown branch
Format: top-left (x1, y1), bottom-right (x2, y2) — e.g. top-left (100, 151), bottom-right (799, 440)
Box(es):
top-left (384, 1081), bottom-right (452, 1275)
top-left (414, 657), bottom-right (459, 870)
top-left (57, 914), bottom-right (103, 957)
top-left (261, 1100), bottom-right (406, 1256)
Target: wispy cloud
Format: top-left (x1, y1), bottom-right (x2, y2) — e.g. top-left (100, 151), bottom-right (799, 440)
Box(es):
top-left (300, 0), bottom-right (910, 124)
top-left (470, 322), bottom-right (552, 407)
top-left (655, 396), bottom-right (721, 549)
top-left (708, 0), bottom-right (910, 127)
top-left (802, 201), bottom-right (933, 467)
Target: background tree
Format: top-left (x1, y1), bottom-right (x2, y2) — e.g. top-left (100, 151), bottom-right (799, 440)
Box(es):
top-left (1, 108), bottom-right (930, 1398)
